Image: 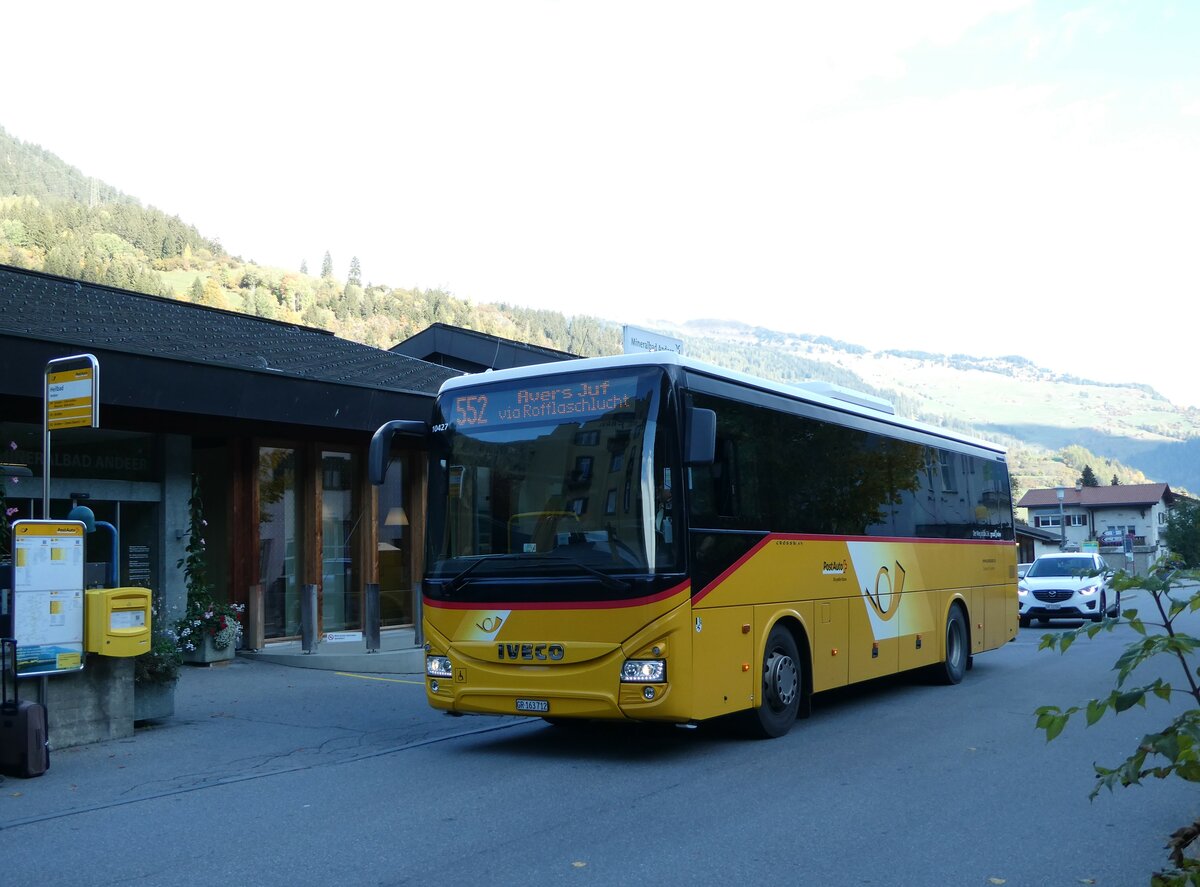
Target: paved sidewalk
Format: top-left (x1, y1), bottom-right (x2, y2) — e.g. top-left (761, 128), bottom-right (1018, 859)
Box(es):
top-left (0, 651), bottom-right (486, 833)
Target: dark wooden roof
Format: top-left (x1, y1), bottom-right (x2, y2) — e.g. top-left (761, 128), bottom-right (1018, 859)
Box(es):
top-left (1014, 521), bottom-right (1060, 543)
top-left (0, 264), bottom-right (460, 433)
top-left (0, 265), bottom-right (457, 391)
top-left (392, 322), bottom-right (576, 372)
top-left (1017, 483), bottom-right (1173, 509)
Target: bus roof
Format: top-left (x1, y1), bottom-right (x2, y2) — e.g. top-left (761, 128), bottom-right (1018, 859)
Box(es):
top-left (438, 351), bottom-right (1006, 457)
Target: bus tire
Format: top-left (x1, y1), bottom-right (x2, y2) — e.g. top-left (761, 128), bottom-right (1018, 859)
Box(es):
top-left (745, 624), bottom-right (801, 739)
top-left (937, 605), bottom-right (968, 686)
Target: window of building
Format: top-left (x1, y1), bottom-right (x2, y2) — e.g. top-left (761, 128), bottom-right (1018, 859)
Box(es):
top-left (377, 452), bottom-right (416, 627)
top-left (939, 451), bottom-right (957, 492)
top-left (259, 446), bottom-right (303, 639)
top-left (320, 450), bottom-right (361, 633)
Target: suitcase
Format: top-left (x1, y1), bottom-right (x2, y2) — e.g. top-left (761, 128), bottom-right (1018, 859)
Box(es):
top-left (0, 638), bottom-right (50, 778)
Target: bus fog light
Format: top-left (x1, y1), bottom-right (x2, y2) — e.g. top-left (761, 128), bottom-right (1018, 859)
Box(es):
top-left (430, 679), bottom-right (440, 693)
top-left (621, 659), bottom-right (666, 683)
top-left (427, 655), bottom-right (453, 678)
top-left (643, 686), bottom-right (656, 700)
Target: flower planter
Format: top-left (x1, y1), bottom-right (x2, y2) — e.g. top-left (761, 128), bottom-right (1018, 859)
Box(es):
top-left (135, 680), bottom-right (177, 722)
top-left (183, 634), bottom-right (236, 666)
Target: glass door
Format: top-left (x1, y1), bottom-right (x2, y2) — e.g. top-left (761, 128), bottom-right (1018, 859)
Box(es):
top-left (320, 450), bottom-right (361, 632)
top-left (376, 452), bottom-right (415, 626)
top-left (258, 446), bottom-right (302, 639)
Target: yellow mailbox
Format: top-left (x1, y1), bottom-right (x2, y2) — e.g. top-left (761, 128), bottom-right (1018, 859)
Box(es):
top-left (85, 587), bottom-right (152, 657)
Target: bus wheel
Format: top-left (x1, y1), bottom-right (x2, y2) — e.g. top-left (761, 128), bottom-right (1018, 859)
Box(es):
top-left (938, 605), bottom-right (968, 685)
top-left (747, 625), bottom-right (801, 739)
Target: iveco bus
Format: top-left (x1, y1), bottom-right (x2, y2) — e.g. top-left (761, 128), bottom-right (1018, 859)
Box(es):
top-left (369, 352), bottom-right (1017, 737)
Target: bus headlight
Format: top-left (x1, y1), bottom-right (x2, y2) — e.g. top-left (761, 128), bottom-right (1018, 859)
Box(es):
top-left (621, 659), bottom-right (666, 683)
top-left (426, 655), bottom-right (453, 678)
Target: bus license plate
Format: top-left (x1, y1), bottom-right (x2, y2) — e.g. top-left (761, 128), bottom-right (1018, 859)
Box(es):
top-left (516, 698), bottom-right (549, 713)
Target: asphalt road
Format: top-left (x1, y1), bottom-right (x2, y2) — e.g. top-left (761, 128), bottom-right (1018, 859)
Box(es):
top-left (3, 588), bottom-right (1198, 886)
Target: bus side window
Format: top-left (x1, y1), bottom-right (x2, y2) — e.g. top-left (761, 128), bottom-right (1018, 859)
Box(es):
top-left (714, 437), bottom-right (738, 518)
top-left (686, 436), bottom-right (737, 522)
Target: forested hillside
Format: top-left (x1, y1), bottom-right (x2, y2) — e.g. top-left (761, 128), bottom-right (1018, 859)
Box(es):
top-left (2, 125), bottom-right (1197, 496)
top-left (0, 127), bottom-right (622, 356)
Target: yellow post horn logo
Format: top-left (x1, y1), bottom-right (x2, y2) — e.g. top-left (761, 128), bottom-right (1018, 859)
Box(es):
top-left (866, 562), bottom-right (905, 619)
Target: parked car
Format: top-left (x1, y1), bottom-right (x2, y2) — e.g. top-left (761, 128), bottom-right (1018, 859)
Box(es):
top-left (1017, 562), bottom-right (1032, 579)
top-left (1096, 528), bottom-right (1126, 547)
top-left (1017, 552), bottom-right (1117, 627)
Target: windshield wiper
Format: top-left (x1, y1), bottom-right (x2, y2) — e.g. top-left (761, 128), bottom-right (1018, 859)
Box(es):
top-left (540, 554), bottom-right (631, 592)
top-left (444, 554), bottom-right (528, 594)
top-left (441, 552), bottom-right (631, 595)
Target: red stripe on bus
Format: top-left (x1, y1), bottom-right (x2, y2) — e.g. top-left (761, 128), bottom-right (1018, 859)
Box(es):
top-left (690, 535), bottom-right (776, 605)
top-left (691, 533), bottom-right (1013, 603)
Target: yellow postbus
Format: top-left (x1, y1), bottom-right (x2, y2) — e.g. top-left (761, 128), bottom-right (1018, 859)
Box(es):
top-left (370, 352), bottom-right (1017, 738)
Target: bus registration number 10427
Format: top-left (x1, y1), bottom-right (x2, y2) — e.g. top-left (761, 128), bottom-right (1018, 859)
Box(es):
top-left (516, 698), bottom-right (550, 713)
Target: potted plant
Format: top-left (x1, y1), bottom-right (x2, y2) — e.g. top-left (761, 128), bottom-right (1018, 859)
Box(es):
top-left (1, 457), bottom-right (27, 637)
top-left (133, 625), bottom-right (183, 721)
top-left (177, 596), bottom-right (244, 663)
top-left (175, 475), bottom-right (243, 664)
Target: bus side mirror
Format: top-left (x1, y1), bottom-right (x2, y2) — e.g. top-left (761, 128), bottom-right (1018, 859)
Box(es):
top-left (369, 420), bottom-right (428, 485)
top-left (684, 408), bottom-right (716, 465)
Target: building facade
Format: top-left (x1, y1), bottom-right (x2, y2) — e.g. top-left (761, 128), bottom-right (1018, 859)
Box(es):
top-left (0, 265), bottom-right (460, 644)
top-left (1015, 482), bottom-right (1179, 565)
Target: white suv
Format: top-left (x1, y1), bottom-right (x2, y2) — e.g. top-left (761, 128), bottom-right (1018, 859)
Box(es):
top-left (1018, 552), bottom-right (1117, 627)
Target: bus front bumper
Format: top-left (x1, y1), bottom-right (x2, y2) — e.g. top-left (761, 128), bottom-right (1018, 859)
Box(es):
top-left (425, 653), bottom-right (682, 723)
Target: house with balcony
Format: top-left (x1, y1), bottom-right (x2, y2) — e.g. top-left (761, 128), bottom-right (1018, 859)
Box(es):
top-left (1015, 482), bottom-right (1180, 566)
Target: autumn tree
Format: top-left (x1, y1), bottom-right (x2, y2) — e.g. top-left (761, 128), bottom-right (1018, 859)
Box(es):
top-left (1163, 501), bottom-right (1200, 567)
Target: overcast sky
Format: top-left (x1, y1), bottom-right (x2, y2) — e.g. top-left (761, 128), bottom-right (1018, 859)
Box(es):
top-left (4, 2), bottom-right (1199, 407)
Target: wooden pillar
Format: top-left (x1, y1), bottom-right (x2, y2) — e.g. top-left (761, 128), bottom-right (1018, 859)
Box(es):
top-left (246, 582), bottom-right (264, 651)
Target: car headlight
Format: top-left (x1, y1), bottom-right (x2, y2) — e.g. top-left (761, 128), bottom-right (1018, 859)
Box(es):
top-left (1078, 584), bottom-right (1099, 596)
top-left (1017, 584), bottom-right (1028, 596)
top-left (426, 655), bottom-right (453, 678)
top-left (621, 659), bottom-right (666, 683)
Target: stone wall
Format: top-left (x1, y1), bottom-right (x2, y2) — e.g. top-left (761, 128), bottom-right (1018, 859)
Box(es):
top-left (22, 656), bottom-right (134, 749)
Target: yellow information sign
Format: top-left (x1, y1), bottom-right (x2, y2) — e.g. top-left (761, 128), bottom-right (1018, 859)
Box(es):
top-left (46, 363), bottom-right (97, 430)
top-left (12, 520), bottom-right (87, 676)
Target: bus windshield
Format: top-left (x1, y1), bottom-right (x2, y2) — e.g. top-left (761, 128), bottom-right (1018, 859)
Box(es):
top-left (427, 367), bottom-right (679, 584)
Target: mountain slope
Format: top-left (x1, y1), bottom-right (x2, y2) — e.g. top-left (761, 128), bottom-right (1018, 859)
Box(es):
top-left (648, 319), bottom-right (1200, 492)
top-left (3, 125), bottom-right (1198, 493)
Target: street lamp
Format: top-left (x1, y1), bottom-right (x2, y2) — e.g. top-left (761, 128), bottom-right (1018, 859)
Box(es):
top-left (1056, 486), bottom-right (1066, 551)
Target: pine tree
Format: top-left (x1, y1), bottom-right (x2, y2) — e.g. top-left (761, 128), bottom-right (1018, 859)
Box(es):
top-left (300, 259), bottom-right (308, 275)
top-left (1112, 475), bottom-right (1120, 485)
top-left (1079, 465), bottom-right (1099, 487)
top-left (321, 251), bottom-right (333, 278)
top-left (348, 256), bottom-right (361, 287)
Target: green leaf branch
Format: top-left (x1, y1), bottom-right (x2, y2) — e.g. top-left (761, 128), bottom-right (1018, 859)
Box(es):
top-left (1035, 565), bottom-right (1200, 885)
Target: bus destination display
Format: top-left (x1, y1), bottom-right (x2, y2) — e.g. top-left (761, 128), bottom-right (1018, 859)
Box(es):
top-left (451, 376), bottom-right (640, 428)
